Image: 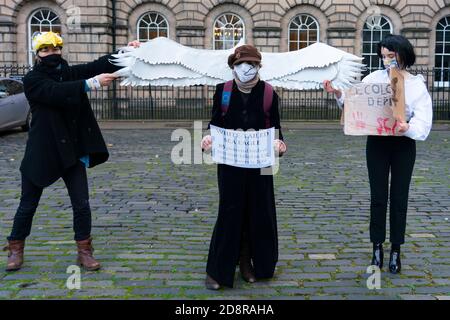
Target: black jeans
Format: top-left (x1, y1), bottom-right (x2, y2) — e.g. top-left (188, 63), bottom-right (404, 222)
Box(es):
top-left (8, 161), bottom-right (92, 241)
top-left (366, 136), bottom-right (416, 245)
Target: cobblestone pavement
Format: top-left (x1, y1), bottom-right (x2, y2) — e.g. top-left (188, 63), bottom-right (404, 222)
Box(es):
top-left (0, 127), bottom-right (449, 300)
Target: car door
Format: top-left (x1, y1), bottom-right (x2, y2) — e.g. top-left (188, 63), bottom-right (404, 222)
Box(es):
top-left (0, 79), bottom-right (27, 130)
top-left (8, 80), bottom-right (29, 123)
top-left (0, 79), bottom-right (17, 129)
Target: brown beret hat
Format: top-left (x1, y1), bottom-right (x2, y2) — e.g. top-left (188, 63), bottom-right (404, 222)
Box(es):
top-left (227, 45), bottom-right (262, 68)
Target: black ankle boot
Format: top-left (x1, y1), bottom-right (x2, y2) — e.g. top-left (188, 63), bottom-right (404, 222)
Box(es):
top-left (389, 248), bottom-right (401, 274)
top-left (371, 243), bottom-right (384, 269)
top-left (205, 274), bottom-right (221, 290)
top-left (239, 236), bottom-right (256, 283)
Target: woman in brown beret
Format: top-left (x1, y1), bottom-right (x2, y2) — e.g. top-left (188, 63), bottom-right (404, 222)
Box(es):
top-left (201, 44), bottom-right (287, 290)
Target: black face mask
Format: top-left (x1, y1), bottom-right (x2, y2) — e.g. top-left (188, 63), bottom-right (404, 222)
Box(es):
top-left (39, 54), bottom-right (63, 68)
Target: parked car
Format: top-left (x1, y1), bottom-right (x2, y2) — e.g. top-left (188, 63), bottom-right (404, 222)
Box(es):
top-left (0, 77), bottom-right (31, 132)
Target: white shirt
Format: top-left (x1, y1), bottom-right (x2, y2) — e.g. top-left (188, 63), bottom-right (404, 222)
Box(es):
top-left (336, 69), bottom-right (433, 141)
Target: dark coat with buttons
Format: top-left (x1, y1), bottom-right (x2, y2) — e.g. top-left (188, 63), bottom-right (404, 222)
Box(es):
top-left (20, 55), bottom-right (121, 187)
top-left (206, 80), bottom-right (284, 288)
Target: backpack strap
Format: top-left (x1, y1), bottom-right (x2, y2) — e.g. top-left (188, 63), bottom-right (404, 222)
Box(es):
top-left (221, 80), bottom-right (234, 116)
top-left (221, 80), bottom-right (274, 129)
top-left (263, 82), bottom-right (274, 128)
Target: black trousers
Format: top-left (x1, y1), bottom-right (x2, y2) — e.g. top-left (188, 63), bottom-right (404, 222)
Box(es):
top-left (366, 136), bottom-right (416, 245)
top-left (8, 161), bottom-right (92, 242)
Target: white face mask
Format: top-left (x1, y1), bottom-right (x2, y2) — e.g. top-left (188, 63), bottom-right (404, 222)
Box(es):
top-left (234, 63), bottom-right (259, 83)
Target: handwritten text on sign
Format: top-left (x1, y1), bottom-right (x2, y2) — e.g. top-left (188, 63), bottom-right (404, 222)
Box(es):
top-left (344, 83), bottom-right (400, 136)
top-left (210, 125), bottom-right (275, 169)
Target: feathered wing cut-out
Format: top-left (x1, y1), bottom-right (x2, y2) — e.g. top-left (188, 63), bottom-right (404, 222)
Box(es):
top-left (112, 37), bottom-right (365, 90)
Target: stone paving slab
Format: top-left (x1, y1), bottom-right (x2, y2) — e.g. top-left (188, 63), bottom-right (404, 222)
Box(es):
top-left (0, 128), bottom-right (449, 300)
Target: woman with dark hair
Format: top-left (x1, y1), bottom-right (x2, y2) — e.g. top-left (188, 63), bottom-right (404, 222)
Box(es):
top-left (3, 32), bottom-right (140, 272)
top-left (201, 44), bottom-right (286, 289)
top-left (323, 34), bottom-right (433, 274)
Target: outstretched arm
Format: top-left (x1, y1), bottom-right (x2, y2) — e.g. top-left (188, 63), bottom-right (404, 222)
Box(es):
top-left (323, 80), bottom-right (344, 109)
top-left (68, 40), bottom-right (142, 80)
top-left (23, 72), bottom-right (85, 109)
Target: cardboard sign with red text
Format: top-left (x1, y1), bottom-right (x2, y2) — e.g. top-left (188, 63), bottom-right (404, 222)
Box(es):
top-left (343, 83), bottom-right (401, 136)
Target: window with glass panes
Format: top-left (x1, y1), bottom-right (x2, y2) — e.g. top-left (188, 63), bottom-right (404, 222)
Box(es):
top-left (288, 14), bottom-right (319, 51)
top-left (213, 14), bottom-right (244, 50)
top-left (137, 12), bottom-right (169, 42)
top-left (435, 16), bottom-right (450, 84)
top-left (362, 16), bottom-right (393, 75)
top-left (28, 9), bottom-right (61, 65)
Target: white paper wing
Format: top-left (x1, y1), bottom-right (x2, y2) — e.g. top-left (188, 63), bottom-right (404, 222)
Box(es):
top-left (260, 42), bottom-right (364, 90)
top-left (112, 37), bottom-right (365, 90)
top-left (112, 37), bottom-right (237, 87)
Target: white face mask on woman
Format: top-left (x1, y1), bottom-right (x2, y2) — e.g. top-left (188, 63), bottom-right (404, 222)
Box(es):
top-left (234, 63), bottom-right (259, 83)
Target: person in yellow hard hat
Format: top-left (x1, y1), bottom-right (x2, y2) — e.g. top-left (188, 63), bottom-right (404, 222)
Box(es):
top-left (31, 31), bottom-right (64, 56)
top-left (3, 31), bottom-right (141, 272)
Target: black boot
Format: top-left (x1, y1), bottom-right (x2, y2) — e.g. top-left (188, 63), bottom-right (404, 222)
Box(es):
top-left (389, 245), bottom-right (401, 274)
top-left (205, 274), bottom-right (221, 290)
top-left (239, 232), bottom-right (256, 283)
top-left (371, 243), bottom-right (384, 269)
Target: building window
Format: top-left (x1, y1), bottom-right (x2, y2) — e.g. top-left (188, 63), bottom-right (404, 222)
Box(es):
top-left (435, 16), bottom-right (450, 85)
top-left (137, 12), bottom-right (169, 42)
top-left (362, 15), bottom-right (393, 74)
top-left (213, 13), bottom-right (245, 50)
top-left (28, 8), bottom-right (62, 65)
top-left (288, 14), bottom-right (319, 51)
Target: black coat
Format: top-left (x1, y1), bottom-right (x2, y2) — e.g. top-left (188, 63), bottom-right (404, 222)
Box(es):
top-left (206, 80), bottom-right (284, 287)
top-left (20, 55), bottom-right (121, 187)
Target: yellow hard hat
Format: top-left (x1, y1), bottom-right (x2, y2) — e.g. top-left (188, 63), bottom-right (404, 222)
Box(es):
top-left (32, 31), bottom-right (64, 52)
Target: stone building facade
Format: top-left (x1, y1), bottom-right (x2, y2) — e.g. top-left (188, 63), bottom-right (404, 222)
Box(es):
top-left (0, 0), bottom-right (449, 80)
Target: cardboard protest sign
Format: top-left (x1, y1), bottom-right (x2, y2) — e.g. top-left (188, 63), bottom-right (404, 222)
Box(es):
top-left (343, 82), bottom-right (403, 136)
top-left (389, 67), bottom-right (406, 122)
top-left (210, 125), bottom-right (275, 169)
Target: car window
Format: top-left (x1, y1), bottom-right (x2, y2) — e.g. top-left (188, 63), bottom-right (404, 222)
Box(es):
top-left (0, 80), bottom-right (8, 98)
top-left (6, 80), bottom-right (24, 95)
